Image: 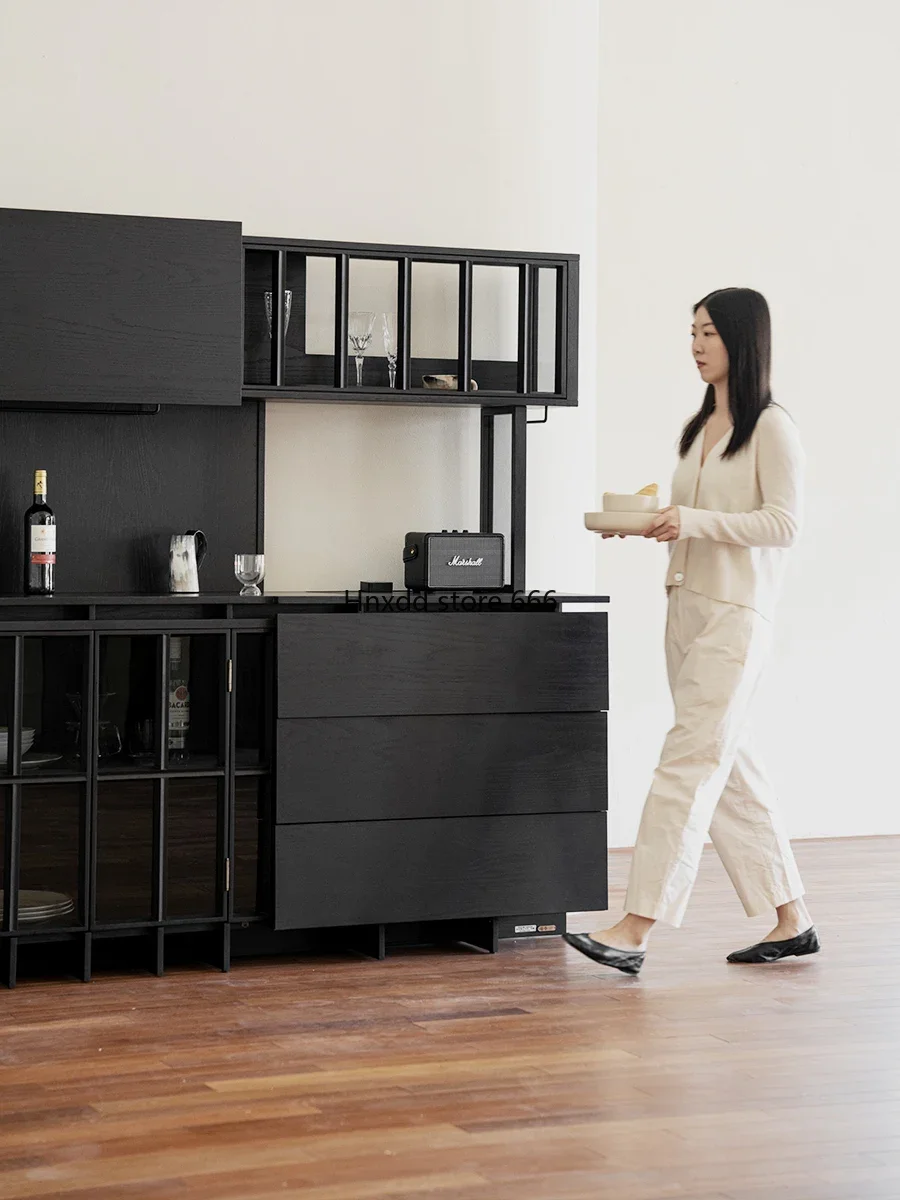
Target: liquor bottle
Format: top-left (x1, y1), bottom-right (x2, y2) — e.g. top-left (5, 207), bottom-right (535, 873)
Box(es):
top-left (24, 469), bottom-right (56, 595)
top-left (167, 636), bottom-right (191, 763)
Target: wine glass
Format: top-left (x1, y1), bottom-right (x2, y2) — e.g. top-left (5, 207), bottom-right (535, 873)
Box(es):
top-left (382, 312), bottom-right (398, 388)
top-left (234, 554), bottom-right (265, 597)
top-left (348, 311), bottom-right (375, 386)
top-left (264, 291), bottom-right (293, 338)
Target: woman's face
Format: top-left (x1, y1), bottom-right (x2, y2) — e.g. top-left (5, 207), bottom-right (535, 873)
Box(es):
top-left (691, 306), bottom-right (729, 386)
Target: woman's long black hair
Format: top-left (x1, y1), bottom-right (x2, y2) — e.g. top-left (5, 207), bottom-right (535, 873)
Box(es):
top-left (679, 287), bottom-right (773, 458)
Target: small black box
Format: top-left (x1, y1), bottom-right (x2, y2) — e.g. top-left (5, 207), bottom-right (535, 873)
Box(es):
top-left (403, 530), bottom-right (504, 591)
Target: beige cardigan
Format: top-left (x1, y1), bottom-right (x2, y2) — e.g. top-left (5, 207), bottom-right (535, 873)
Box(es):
top-left (666, 404), bottom-right (805, 620)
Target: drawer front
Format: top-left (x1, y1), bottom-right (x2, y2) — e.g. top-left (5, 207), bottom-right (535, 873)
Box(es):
top-left (276, 712), bottom-right (607, 823)
top-left (277, 612), bottom-right (608, 718)
top-left (274, 812), bottom-right (607, 930)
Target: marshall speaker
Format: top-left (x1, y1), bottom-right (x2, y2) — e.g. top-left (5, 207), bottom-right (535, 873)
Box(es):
top-left (403, 530), bottom-right (505, 591)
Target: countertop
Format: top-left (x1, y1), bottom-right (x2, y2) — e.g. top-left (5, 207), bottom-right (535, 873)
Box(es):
top-left (0, 590), bottom-right (610, 606)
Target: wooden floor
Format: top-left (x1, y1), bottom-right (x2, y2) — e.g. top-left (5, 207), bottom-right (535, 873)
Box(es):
top-left (1, 837), bottom-right (898, 1200)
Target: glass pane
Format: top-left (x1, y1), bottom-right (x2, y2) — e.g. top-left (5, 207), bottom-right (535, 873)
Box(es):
top-left (243, 249), bottom-right (277, 386)
top-left (472, 265), bottom-right (519, 394)
top-left (99, 636), bottom-right (161, 773)
top-left (234, 777), bottom-right (269, 918)
top-left (167, 635), bottom-right (224, 770)
top-left (536, 267), bottom-right (560, 393)
top-left (96, 779), bottom-right (156, 924)
top-left (347, 259), bottom-right (397, 389)
top-left (410, 262), bottom-right (459, 392)
top-left (165, 777), bottom-right (222, 920)
top-left (18, 782), bottom-right (83, 929)
top-left (283, 254), bottom-right (336, 388)
top-left (0, 639), bottom-right (14, 778)
top-left (23, 636), bottom-right (88, 776)
top-left (0, 786), bottom-right (7, 926)
top-left (235, 634), bottom-right (270, 768)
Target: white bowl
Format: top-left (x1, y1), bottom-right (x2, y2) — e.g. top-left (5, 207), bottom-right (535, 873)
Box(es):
top-left (602, 493), bottom-right (660, 513)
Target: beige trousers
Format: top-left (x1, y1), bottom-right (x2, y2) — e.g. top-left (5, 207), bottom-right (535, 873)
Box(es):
top-left (624, 586), bottom-right (804, 927)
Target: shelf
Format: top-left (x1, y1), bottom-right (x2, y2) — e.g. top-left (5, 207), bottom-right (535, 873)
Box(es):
top-left (241, 237), bottom-right (578, 407)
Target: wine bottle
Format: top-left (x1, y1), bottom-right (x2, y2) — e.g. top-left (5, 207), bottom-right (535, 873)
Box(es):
top-left (24, 469), bottom-right (56, 595)
top-left (167, 635), bottom-right (191, 763)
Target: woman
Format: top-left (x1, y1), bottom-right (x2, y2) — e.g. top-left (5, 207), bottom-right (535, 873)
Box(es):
top-left (565, 287), bottom-right (818, 975)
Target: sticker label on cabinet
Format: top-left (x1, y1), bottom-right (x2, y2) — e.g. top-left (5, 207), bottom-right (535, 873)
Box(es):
top-left (514, 924), bottom-right (538, 934)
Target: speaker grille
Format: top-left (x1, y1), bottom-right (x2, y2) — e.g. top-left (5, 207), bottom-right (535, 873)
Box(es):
top-left (426, 534), bottom-right (504, 588)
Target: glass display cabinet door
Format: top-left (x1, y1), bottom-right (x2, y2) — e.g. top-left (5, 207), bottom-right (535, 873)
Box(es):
top-left (22, 636), bottom-right (90, 776)
top-left (17, 782), bottom-right (84, 930)
top-left (283, 253), bottom-right (337, 388)
top-left (471, 265), bottom-right (519, 394)
top-left (95, 778), bottom-right (157, 925)
top-left (232, 776), bottom-right (270, 920)
top-left (244, 249), bottom-right (279, 386)
top-left (0, 785), bottom-right (8, 931)
top-left (164, 777), bottom-right (224, 920)
top-left (409, 261), bottom-right (460, 393)
top-left (166, 635), bottom-right (226, 770)
top-left (0, 638), bottom-right (14, 780)
top-left (234, 633), bottom-right (271, 769)
top-left (97, 635), bottom-right (162, 773)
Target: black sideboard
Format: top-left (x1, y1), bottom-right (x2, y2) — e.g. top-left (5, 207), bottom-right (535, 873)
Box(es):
top-left (0, 593), bottom-right (609, 987)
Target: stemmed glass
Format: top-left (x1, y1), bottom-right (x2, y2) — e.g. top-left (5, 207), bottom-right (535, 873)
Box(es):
top-left (234, 554), bottom-right (265, 597)
top-left (348, 311), bottom-right (375, 386)
top-left (264, 291), bottom-right (292, 338)
top-left (382, 312), bottom-right (398, 388)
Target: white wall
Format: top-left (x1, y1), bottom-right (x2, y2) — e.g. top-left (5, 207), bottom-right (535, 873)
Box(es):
top-left (0, 0), bottom-right (600, 596)
top-left (5, 0), bottom-right (893, 846)
top-left (597, 0), bottom-right (900, 843)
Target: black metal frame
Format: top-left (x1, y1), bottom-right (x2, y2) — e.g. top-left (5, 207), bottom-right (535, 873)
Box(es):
top-left (0, 618), bottom-right (273, 986)
top-left (241, 235), bottom-right (578, 408)
top-left (241, 237), bottom-right (577, 595)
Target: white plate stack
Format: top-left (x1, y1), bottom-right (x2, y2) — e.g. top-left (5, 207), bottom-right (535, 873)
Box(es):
top-left (0, 727), bottom-right (36, 766)
top-left (0, 889), bottom-right (76, 924)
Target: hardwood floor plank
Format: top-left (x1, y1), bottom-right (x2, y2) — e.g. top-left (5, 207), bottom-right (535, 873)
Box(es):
top-left (0, 838), bottom-right (897, 1199)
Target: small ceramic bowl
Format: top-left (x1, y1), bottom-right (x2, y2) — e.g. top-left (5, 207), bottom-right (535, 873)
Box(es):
top-left (422, 374), bottom-right (479, 391)
top-left (602, 493), bottom-right (660, 513)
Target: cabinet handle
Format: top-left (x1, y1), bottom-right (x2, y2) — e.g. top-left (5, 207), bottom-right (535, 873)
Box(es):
top-left (227, 658), bottom-right (233, 693)
top-left (225, 857), bottom-right (231, 892)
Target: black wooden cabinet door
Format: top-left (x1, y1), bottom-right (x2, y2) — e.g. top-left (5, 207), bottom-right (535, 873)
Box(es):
top-left (0, 208), bottom-right (242, 406)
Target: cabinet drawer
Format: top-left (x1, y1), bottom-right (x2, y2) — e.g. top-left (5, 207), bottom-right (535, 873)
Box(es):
top-left (276, 712), bottom-right (607, 823)
top-left (277, 612), bottom-right (608, 718)
top-left (274, 812), bottom-right (607, 930)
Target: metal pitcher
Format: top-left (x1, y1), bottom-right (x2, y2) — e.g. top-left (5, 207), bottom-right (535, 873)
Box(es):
top-left (169, 530), bottom-right (208, 593)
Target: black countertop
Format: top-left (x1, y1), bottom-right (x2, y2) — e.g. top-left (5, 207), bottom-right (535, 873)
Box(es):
top-left (0, 590), bottom-right (610, 606)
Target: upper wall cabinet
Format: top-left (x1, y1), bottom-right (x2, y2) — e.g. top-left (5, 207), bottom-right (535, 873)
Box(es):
top-left (0, 208), bottom-right (243, 407)
top-left (242, 238), bottom-right (579, 407)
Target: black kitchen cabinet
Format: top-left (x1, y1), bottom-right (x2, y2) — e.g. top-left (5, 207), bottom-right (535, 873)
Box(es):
top-left (0, 594), bottom-right (607, 986)
top-left (0, 208), bottom-right (242, 407)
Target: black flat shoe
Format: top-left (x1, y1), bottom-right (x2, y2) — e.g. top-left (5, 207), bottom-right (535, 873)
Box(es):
top-left (562, 932), bottom-right (645, 976)
top-left (726, 925), bottom-right (821, 964)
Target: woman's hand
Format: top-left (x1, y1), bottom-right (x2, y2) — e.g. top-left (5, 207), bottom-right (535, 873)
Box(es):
top-left (643, 506), bottom-right (681, 542)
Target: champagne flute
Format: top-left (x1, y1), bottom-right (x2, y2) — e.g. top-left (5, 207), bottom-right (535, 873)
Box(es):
top-left (348, 311), bottom-right (375, 386)
top-left (382, 312), bottom-right (398, 388)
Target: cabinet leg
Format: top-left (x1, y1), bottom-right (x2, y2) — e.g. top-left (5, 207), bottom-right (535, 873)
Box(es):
top-left (219, 924), bottom-right (231, 973)
top-left (152, 928), bottom-right (165, 977)
top-left (345, 924), bottom-right (386, 961)
top-left (454, 917), bottom-right (499, 954)
top-left (80, 933), bottom-right (92, 983)
top-left (1, 938), bottom-right (18, 988)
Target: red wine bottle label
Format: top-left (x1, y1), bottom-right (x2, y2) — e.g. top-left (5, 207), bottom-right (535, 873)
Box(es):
top-left (30, 526), bottom-right (56, 564)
